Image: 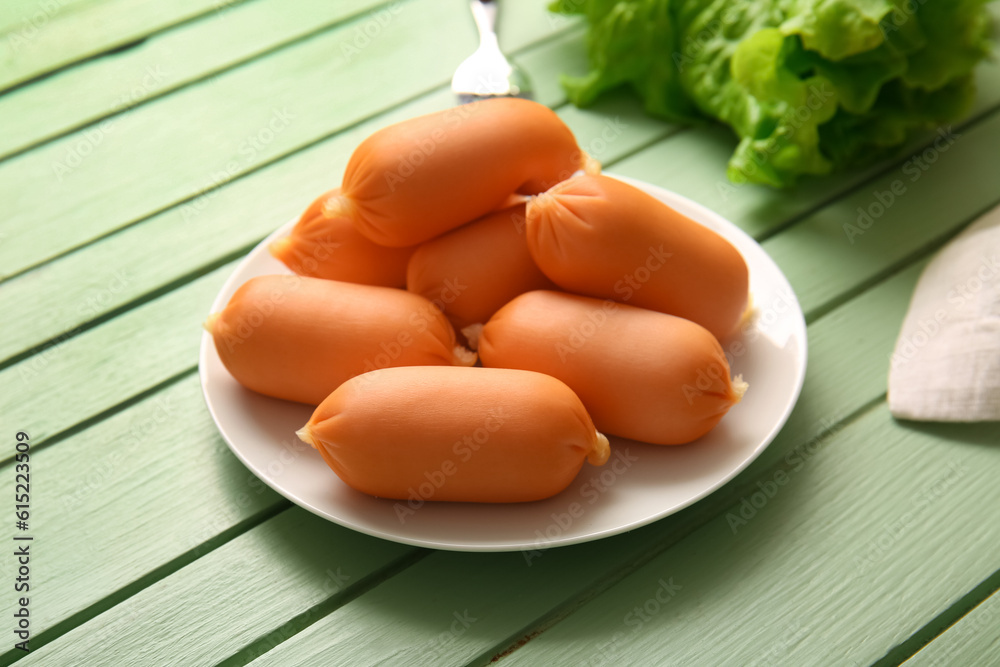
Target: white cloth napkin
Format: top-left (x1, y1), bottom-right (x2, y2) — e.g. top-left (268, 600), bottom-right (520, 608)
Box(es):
top-left (888, 203), bottom-right (1000, 422)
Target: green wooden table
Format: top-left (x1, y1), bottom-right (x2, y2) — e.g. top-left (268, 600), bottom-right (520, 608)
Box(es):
top-left (2, 1), bottom-right (999, 664)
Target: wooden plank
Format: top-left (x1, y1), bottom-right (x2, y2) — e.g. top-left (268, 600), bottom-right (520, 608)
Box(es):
top-left (0, 0), bottom-right (478, 280)
top-left (904, 588), bottom-right (1000, 666)
top-left (246, 542), bottom-right (664, 666)
top-left (0, 262), bottom-right (232, 445)
top-left (0, 211), bottom-right (956, 665)
top-left (6, 507), bottom-right (415, 666)
top-left (0, 0), bottom-right (389, 160)
top-left (0, 60), bottom-right (673, 367)
top-left (0, 375), bottom-right (285, 639)
top-left (0, 0), bottom-right (248, 91)
top-left (0, 0), bottom-right (583, 281)
top-left (206, 258), bottom-right (929, 666)
top-left (0, 0), bottom-right (574, 162)
top-left (487, 404), bottom-right (1000, 666)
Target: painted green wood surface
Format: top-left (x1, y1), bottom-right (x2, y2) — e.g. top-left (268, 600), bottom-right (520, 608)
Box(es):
top-left (0, 0), bottom-right (252, 91)
top-left (905, 589), bottom-right (1000, 666)
top-left (0, 0), bottom-right (99, 35)
top-left (0, 376), bottom-right (284, 641)
top-left (4, 31), bottom-right (998, 364)
top-left (3, 1), bottom-right (999, 665)
top-left (0, 227), bottom-right (925, 665)
top-left (493, 405), bottom-right (1000, 666)
top-left (762, 112), bottom-right (1000, 321)
top-left (0, 0), bottom-right (389, 159)
top-left (0, 0), bottom-right (575, 161)
top-left (0, 0), bottom-right (476, 279)
top-left (0, 0), bottom-right (584, 281)
top-left (12, 509), bottom-right (416, 667)
top-left (0, 28), bottom-right (626, 366)
top-left (0, 262), bottom-right (231, 447)
top-left (0, 259), bottom-right (928, 666)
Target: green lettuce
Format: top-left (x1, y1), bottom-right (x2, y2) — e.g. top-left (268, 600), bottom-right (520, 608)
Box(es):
top-left (552, 0), bottom-right (994, 186)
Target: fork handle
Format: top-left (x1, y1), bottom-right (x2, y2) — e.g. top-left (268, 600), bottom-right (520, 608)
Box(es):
top-left (470, 0), bottom-right (498, 43)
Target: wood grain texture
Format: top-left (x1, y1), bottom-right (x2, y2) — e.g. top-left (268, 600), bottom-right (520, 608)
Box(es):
top-left (9, 508), bottom-right (415, 666)
top-left (0, 0), bottom-right (579, 281)
top-left (0, 0), bottom-right (99, 35)
top-left (0, 376), bottom-right (283, 639)
top-left (0, 0), bottom-right (478, 280)
top-left (0, 0), bottom-right (573, 161)
top-left (0, 0), bottom-right (388, 159)
top-left (0, 84), bottom-right (672, 367)
top-left (492, 405), bottom-right (1000, 667)
top-left (0, 0), bottom-right (247, 91)
top-left (3, 2), bottom-right (998, 664)
top-left (0, 262), bottom-right (231, 445)
top-left (717, 259), bottom-right (925, 480)
top-left (905, 588), bottom-right (1000, 666)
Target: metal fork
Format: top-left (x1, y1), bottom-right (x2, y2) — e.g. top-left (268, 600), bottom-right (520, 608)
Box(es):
top-left (451, 0), bottom-right (532, 104)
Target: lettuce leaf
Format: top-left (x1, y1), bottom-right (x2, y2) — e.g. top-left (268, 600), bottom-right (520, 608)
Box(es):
top-left (552, 0), bottom-right (994, 186)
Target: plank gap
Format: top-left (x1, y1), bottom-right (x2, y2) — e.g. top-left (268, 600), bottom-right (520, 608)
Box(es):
top-left (214, 548), bottom-right (433, 667)
top-left (0, 107), bottom-right (675, 371)
top-left (803, 193), bottom-right (1000, 325)
top-left (0, 500), bottom-right (292, 666)
top-left (0, 367), bottom-right (196, 469)
top-left (0, 35), bottom-right (580, 286)
top-left (874, 566), bottom-right (1000, 667)
top-left (99, 36), bottom-right (149, 57)
top-left (600, 126), bottom-right (689, 173)
top-left (0, 238), bottom-right (261, 371)
top-left (756, 101), bottom-right (1000, 245)
top-left (7, 35), bottom-right (995, 288)
top-left (0, 0), bottom-right (260, 97)
top-left (0, 0), bottom-right (420, 164)
top-left (474, 395), bottom-right (888, 665)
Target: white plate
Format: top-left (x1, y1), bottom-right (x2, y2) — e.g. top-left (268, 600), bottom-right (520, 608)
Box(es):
top-left (198, 174), bottom-right (807, 552)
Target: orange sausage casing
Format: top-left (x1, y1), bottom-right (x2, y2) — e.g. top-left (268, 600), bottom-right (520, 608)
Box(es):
top-left (526, 174), bottom-right (749, 340)
top-left (478, 291), bottom-right (747, 445)
top-left (269, 188), bottom-right (415, 287)
top-left (406, 203), bottom-right (556, 333)
top-left (206, 275), bottom-right (474, 405)
top-left (331, 98), bottom-right (590, 247)
top-left (297, 366), bottom-right (610, 503)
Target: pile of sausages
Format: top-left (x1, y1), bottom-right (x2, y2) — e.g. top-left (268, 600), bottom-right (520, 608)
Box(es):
top-left (206, 98), bottom-right (749, 504)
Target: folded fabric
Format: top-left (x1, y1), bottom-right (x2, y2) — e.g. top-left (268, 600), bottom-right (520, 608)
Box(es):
top-left (888, 203), bottom-right (1000, 422)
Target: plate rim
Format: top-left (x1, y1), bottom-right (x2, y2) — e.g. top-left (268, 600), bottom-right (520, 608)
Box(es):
top-left (198, 172), bottom-right (808, 552)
